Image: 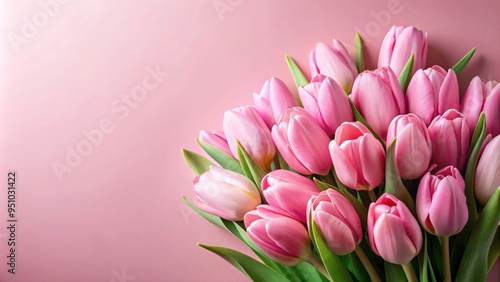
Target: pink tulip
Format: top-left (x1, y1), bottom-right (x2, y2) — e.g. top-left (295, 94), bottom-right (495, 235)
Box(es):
top-left (428, 109), bottom-right (470, 171)
top-left (386, 114), bottom-right (432, 179)
top-left (378, 25), bottom-right (427, 76)
top-left (329, 122), bottom-right (385, 191)
top-left (416, 166), bottom-right (467, 236)
top-left (199, 130), bottom-right (233, 157)
top-left (193, 166), bottom-right (261, 221)
top-left (244, 205), bottom-right (311, 266)
top-left (368, 193), bottom-right (422, 265)
top-left (223, 105), bottom-right (276, 171)
top-left (461, 77), bottom-right (500, 137)
top-left (272, 107), bottom-right (332, 175)
top-left (350, 67), bottom-right (405, 140)
top-left (474, 135), bottom-right (500, 206)
top-left (406, 66), bottom-right (460, 126)
top-left (262, 170), bottom-right (321, 224)
top-left (308, 189), bottom-right (363, 255)
top-left (253, 77), bottom-right (299, 129)
top-left (309, 40), bottom-right (358, 93)
top-left (299, 74), bottom-right (354, 137)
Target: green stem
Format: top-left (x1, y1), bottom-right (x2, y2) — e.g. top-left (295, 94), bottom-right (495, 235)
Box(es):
top-left (307, 254), bottom-right (330, 280)
top-left (354, 245), bottom-right (381, 282)
top-left (442, 236), bottom-right (451, 282)
top-left (402, 262), bottom-right (418, 282)
top-left (368, 190), bottom-right (377, 202)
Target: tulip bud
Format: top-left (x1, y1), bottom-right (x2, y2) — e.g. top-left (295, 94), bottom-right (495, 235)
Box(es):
top-left (223, 105), bottom-right (276, 171)
top-left (199, 130), bottom-right (233, 157)
top-left (416, 166), bottom-right (467, 236)
top-left (309, 40), bottom-right (358, 93)
top-left (299, 74), bottom-right (354, 137)
top-left (244, 205), bottom-right (311, 266)
top-left (308, 189), bottom-right (363, 255)
top-left (350, 67), bottom-right (405, 140)
top-left (262, 170), bottom-right (321, 223)
top-left (253, 77), bottom-right (299, 129)
top-left (378, 25), bottom-right (427, 76)
top-left (461, 77), bottom-right (500, 137)
top-left (474, 135), bottom-right (500, 206)
top-left (386, 114), bottom-right (432, 179)
top-left (406, 66), bottom-right (460, 125)
top-left (368, 193), bottom-right (422, 265)
top-left (193, 166), bottom-right (261, 221)
top-left (428, 109), bottom-right (470, 171)
top-left (329, 122), bottom-right (385, 191)
top-left (272, 107), bottom-right (332, 175)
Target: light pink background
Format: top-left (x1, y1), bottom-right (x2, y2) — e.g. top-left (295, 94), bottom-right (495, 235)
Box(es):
top-left (1, 0), bottom-right (499, 281)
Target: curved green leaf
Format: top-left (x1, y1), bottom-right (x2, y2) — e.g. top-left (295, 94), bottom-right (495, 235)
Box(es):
top-left (384, 261), bottom-right (406, 282)
top-left (199, 244), bottom-right (290, 282)
top-left (355, 33), bottom-right (365, 73)
top-left (197, 139), bottom-right (243, 174)
top-left (182, 148), bottom-right (214, 175)
top-left (237, 141), bottom-right (267, 196)
top-left (286, 54), bottom-right (309, 89)
top-left (398, 53), bottom-right (414, 93)
top-left (348, 98), bottom-right (385, 149)
top-left (451, 47), bottom-right (476, 75)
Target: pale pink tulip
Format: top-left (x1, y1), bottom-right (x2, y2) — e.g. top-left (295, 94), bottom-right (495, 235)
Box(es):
top-left (368, 193), bottom-right (422, 265)
top-left (309, 40), bottom-right (358, 93)
top-left (223, 105), bottom-right (276, 171)
top-left (428, 109), bottom-right (470, 171)
top-left (461, 77), bottom-right (500, 137)
top-left (272, 107), bottom-right (332, 175)
top-left (329, 122), bottom-right (385, 191)
top-left (199, 130), bottom-right (233, 157)
top-left (406, 66), bottom-right (460, 125)
top-left (262, 170), bottom-right (321, 224)
top-left (193, 166), bottom-right (261, 221)
top-left (386, 114), bottom-right (432, 179)
top-left (299, 74), bottom-right (354, 137)
top-left (253, 77), bottom-right (299, 129)
top-left (474, 135), bottom-right (500, 206)
top-left (350, 67), bottom-right (405, 140)
top-left (244, 205), bottom-right (311, 266)
top-left (308, 189), bottom-right (363, 255)
top-left (416, 166), bottom-right (467, 236)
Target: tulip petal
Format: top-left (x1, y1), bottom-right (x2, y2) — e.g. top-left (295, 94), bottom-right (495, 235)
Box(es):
top-left (373, 213), bottom-right (418, 264)
top-left (314, 211), bottom-right (357, 255)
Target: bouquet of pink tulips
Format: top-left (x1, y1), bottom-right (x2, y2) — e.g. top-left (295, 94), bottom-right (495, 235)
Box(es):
top-left (182, 25), bottom-right (500, 282)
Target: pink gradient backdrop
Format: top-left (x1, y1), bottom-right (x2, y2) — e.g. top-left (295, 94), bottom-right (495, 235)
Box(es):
top-left (0, 0), bottom-right (499, 281)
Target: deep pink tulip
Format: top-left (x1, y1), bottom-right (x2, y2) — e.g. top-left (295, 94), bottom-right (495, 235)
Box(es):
top-left (262, 170), bottom-right (321, 223)
top-left (386, 114), bottom-right (432, 179)
top-left (368, 193), bottom-right (422, 265)
top-left (253, 77), bottom-right (299, 129)
top-left (309, 40), bottom-right (358, 93)
top-left (378, 25), bottom-right (427, 76)
top-left (406, 66), bottom-right (460, 126)
top-left (223, 105), bottom-right (276, 171)
top-left (474, 135), bottom-right (500, 206)
top-left (244, 205), bottom-right (311, 266)
top-left (193, 166), bottom-right (261, 221)
top-left (329, 122), bottom-right (385, 191)
top-left (416, 166), bottom-right (467, 236)
top-left (350, 67), bottom-right (405, 140)
top-left (272, 107), bottom-right (332, 175)
top-left (308, 189), bottom-right (363, 255)
top-left (428, 109), bottom-right (470, 171)
top-left (461, 77), bottom-right (500, 137)
top-left (199, 130), bottom-right (233, 157)
top-left (299, 74), bottom-right (354, 137)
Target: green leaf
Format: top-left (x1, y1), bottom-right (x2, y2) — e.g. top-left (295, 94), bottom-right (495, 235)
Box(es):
top-left (340, 252), bottom-right (370, 282)
top-left (488, 228), bottom-right (500, 271)
top-left (355, 33), bottom-right (365, 73)
top-left (384, 139), bottom-right (416, 214)
top-left (197, 139), bottom-right (244, 174)
top-left (451, 47), bottom-right (476, 75)
top-left (277, 151), bottom-right (293, 171)
top-left (290, 262), bottom-right (330, 282)
top-left (384, 261), bottom-right (406, 282)
top-left (311, 220), bottom-right (353, 282)
top-left (398, 53), bottom-right (414, 93)
top-left (286, 54), bottom-right (309, 89)
top-left (199, 244), bottom-right (290, 282)
top-left (182, 148), bottom-right (214, 175)
top-left (348, 98), bottom-right (385, 149)
top-left (237, 141), bottom-right (267, 196)
top-left (456, 188), bottom-right (500, 282)
top-left (183, 196), bottom-right (225, 229)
